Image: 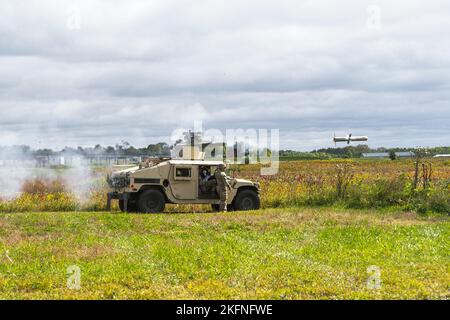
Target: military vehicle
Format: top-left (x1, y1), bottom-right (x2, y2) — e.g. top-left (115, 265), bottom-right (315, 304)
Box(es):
top-left (106, 159), bottom-right (261, 213)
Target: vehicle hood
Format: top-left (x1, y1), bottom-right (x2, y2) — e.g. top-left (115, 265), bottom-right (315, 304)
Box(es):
top-left (112, 166), bottom-right (139, 177)
top-left (231, 178), bottom-right (260, 190)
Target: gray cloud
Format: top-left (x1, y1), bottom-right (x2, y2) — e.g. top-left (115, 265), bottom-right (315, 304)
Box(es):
top-left (0, 0), bottom-right (449, 150)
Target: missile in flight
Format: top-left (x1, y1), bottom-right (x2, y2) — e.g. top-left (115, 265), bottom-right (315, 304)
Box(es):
top-left (333, 133), bottom-right (368, 144)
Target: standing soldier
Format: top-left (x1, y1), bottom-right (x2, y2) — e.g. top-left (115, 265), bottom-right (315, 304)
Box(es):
top-left (215, 163), bottom-right (231, 212)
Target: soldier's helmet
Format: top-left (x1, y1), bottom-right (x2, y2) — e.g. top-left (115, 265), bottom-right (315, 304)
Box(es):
top-left (218, 163), bottom-right (227, 170)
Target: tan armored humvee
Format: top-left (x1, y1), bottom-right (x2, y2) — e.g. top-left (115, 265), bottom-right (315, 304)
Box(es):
top-left (106, 159), bottom-right (261, 213)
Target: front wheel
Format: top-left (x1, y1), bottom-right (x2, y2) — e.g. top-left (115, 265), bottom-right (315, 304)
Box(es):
top-left (234, 189), bottom-right (260, 211)
top-left (138, 189), bottom-right (166, 213)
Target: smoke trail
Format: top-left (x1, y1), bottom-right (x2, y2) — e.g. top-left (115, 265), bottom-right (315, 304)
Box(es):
top-left (61, 155), bottom-right (94, 205)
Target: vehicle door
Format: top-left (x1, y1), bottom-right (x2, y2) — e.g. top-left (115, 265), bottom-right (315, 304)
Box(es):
top-left (169, 165), bottom-right (197, 200)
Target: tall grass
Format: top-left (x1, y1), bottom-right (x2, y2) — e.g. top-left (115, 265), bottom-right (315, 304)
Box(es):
top-left (0, 159), bottom-right (448, 214)
top-left (241, 160), bottom-right (450, 214)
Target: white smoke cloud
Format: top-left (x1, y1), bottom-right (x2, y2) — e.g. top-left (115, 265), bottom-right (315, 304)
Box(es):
top-left (0, 147), bottom-right (95, 203)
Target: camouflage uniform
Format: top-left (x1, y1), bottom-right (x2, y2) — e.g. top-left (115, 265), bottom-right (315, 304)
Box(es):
top-left (214, 164), bottom-right (231, 212)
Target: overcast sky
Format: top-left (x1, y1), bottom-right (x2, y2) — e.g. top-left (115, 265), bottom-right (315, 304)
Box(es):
top-left (1, 0), bottom-right (449, 150)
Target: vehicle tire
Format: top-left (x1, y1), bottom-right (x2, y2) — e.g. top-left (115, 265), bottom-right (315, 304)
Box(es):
top-left (137, 189), bottom-right (166, 213)
top-left (119, 200), bottom-right (137, 213)
top-left (234, 189), bottom-right (260, 211)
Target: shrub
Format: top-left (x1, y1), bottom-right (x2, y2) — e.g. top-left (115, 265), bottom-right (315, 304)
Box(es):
top-left (21, 178), bottom-right (66, 195)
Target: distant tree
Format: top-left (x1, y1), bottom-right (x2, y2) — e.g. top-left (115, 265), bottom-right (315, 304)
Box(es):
top-left (125, 146), bottom-right (139, 156)
top-left (389, 150), bottom-right (397, 160)
top-left (115, 141), bottom-right (131, 155)
top-left (147, 143), bottom-right (160, 154)
top-left (105, 146), bottom-right (116, 154)
top-left (147, 142), bottom-right (170, 155)
top-left (344, 149), bottom-right (353, 158)
top-left (62, 146), bottom-right (77, 154)
top-left (34, 149), bottom-right (54, 156)
top-left (93, 144), bottom-right (104, 155)
top-left (20, 145), bottom-right (31, 155)
top-left (77, 146), bottom-right (85, 155)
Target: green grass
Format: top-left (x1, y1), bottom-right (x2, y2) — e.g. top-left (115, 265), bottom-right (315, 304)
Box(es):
top-left (0, 208), bottom-right (448, 300)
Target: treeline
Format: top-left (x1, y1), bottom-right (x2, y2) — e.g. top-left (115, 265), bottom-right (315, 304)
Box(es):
top-left (0, 142), bottom-right (172, 159)
top-left (279, 151), bottom-right (332, 160)
top-left (1, 143), bottom-right (449, 160)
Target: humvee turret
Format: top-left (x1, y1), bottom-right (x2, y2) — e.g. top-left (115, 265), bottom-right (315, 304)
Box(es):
top-left (106, 159), bottom-right (261, 213)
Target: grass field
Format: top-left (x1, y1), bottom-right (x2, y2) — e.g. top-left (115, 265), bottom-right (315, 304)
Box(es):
top-left (0, 208), bottom-right (448, 300)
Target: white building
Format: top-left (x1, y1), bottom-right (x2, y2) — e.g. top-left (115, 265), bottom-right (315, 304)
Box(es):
top-left (362, 151), bottom-right (415, 159)
top-left (433, 154), bottom-right (450, 158)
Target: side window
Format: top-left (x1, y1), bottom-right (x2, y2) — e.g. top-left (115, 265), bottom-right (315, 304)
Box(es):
top-left (199, 166), bottom-right (212, 181)
top-left (174, 167), bottom-right (192, 180)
